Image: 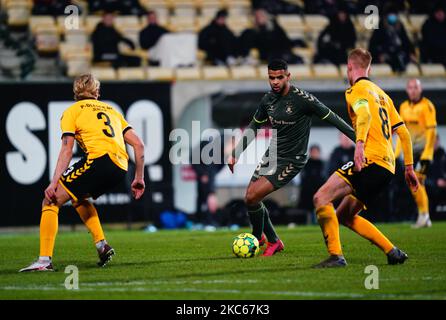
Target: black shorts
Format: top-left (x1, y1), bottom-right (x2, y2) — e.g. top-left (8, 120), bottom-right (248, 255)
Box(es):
top-left (251, 155), bottom-right (306, 190)
top-left (335, 160), bottom-right (393, 207)
top-left (59, 154), bottom-right (127, 202)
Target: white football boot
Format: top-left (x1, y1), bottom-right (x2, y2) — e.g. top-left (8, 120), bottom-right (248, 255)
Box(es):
top-left (412, 214), bottom-right (432, 229)
top-left (19, 259), bottom-right (54, 272)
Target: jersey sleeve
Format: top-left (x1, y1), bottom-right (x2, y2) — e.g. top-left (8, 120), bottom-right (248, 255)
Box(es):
top-left (345, 85), bottom-right (370, 113)
top-left (423, 100), bottom-right (437, 128)
top-left (388, 98), bottom-right (404, 132)
top-left (119, 111), bottom-right (132, 135)
top-left (60, 106), bottom-right (77, 137)
top-left (252, 94), bottom-right (269, 125)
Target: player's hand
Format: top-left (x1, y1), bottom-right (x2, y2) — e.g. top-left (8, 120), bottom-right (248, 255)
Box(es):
top-left (44, 182), bottom-right (58, 204)
top-left (227, 156), bottom-right (237, 173)
top-left (417, 159), bottom-right (431, 175)
top-left (405, 165), bottom-right (419, 193)
top-left (131, 178), bottom-right (145, 200)
top-left (354, 141), bottom-right (366, 172)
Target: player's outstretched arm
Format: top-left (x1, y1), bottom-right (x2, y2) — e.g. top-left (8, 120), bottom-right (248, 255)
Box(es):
top-left (395, 124), bottom-right (419, 192)
top-left (45, 135), bottom-right (75, 203)
top-left (124, 128), bottom-right (146, 199)
top-left (302, 93), bottom-right (356, 142)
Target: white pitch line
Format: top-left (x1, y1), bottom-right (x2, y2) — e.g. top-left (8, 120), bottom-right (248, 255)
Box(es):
top-left (1, 285), bottom-right (445, 300)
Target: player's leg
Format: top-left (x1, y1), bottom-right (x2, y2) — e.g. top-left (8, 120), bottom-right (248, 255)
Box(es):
top-left (244, 176), bottom-right (275, 242)
top-left (19, 183), bottom-right (71, 272)
top-left (337, 195), bottom-right (408, 264)
top-left (411, 172), bottom-right (432, 228)
top-left (72, 199), bottom-right (114, 266)
top-left (312, 172), bottom-right (352, 267)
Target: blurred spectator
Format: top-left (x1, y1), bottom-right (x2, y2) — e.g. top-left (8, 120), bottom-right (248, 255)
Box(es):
top-left (88, 0), bottom-right (146, 15)
top-left (409, 0), bottom-right (440, 13)
top-left (327, 133), bottom-right (355, 175)
top-left (421, 4), bottom-right (446, 67)
top-left (298, 145), bottom-right (325, 217)
top-left (239, 9), bottom-right (303, 64)
top-left (198, 9), bottom-right (238, 66)
top-left (190, 133), bottom-right (227, 230)
top-left (91, 12), bottom-right (140, 68)
top-left (304, 0), bottom-right (339, 16)
top-left (426, 135), bottom-right (446, 214)
top-left (139, 10), bottom-right (169, 65)
top-left (369, 7), bottom-right (416, 72)
top-left (314, 8), bottom-right (356, 65)
top-left (252, 0), bottom-right (302, 14)
top-left (32, 0), bottom-right (78, 15)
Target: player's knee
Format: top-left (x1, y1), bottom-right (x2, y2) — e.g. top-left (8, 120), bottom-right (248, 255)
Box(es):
top-left (313, 191), bottom-right (325, 208)
top-left (244, 190), bottom-right (260, 207)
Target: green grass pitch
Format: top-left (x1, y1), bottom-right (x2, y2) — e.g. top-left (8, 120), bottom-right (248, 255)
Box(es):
top-left (1, 222), bottom-right (445, 300)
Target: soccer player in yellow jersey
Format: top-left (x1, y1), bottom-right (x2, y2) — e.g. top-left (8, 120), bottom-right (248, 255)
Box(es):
top-left (397, 79), bottom-right (437, 228)
top-left (20, 74), bottom-right (145, 272)
top-left (311, 48), bottom-right (419, 268)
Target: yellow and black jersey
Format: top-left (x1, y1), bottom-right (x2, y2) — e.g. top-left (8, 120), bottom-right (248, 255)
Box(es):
top-left (399, 97), bottom-right (437, 159)
top-left (61, 99), bottom-right (131, 171)
top-left (345, 77), bottom-right (404, 174)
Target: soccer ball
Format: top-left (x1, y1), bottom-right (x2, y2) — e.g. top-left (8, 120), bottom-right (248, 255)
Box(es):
top-left (232, 233), bottom-right (260, 258)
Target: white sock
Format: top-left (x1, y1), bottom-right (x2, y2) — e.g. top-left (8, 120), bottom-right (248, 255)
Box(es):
top-left (39, 256), bottom-right (51, 263)
top-left (95, 240), bottom-right (107, 251)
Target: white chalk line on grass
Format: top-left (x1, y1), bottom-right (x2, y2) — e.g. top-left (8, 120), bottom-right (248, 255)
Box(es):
top-left (1, 284), bottom-right (445, 300)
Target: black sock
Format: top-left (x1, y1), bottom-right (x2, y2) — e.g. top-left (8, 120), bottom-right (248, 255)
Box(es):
top-left (262, 203), bottom-right (279, 243)
top-left (247, 203), bottom-right (264, 241)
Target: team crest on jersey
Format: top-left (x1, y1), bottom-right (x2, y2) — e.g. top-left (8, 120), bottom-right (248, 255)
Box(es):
top-left (285, 103), bottom-right (293, 114)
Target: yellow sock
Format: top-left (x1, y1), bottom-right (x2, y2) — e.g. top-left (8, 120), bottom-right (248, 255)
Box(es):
top-left (316, 204), bottom-right (342, 256)
top-left (40, 205), bottom-right (59, 257)
top-left (347, 215), bottom-right (394, 254)
top-left (75, 201), bottom-right (105, 244)
top-left (412, 184), bottom-right (429, 215)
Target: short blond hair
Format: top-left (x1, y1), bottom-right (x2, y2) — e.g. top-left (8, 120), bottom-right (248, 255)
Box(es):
top-left (348, 48), bottom-right (372, 69)
top-left (73, 74), bottom-right (100, 101)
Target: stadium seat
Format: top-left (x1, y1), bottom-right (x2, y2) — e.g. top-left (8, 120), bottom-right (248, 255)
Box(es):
top-left (202, 66), bottom-right (230, 80)
top-left (117, 67), bottom-right (146, 80)
top-left (421, 64), bottom-right (446, 77)
top-left (313, 64), bottom-right (339, 78)
top-left (289, 64), bottom-right (313, 80)
top-left (175, 66), bottom-right (202, 80)
top-left (85, 15), bottom-right (102, 33)
top-left (66, 54), bottom-right (91, 77)
top-left (277, 14), bottom-right (308, 40)
top-left (171, 0), bottom-right (198, 17)
top-left (60, 43), bottom-right (93, 61)
top-left (230, 66), bottom-right (258, 80)
top-left (57, 15), bottom-right (86, 33)
top-left (305, 15), bottom-right (329, 39)
top-left (293, 48), bottom-right (313, 64)
top-left (196, 15), bottom-right (213, 30)
top-left (29, 16), bottom-right (56, 34)
top-left (370, 64), bottom-right (393, 77)
top-left (408, 14), bottom-right (428, 33)
top-left (200, 1), bottom-right (221, 17)
top-left (405, 63), bottom-right (420, 77)
top-left (146, 66), bottom-right (175, 81)
top-left (226, 15), bottom-right (252, 36)
top-left (35, 26), bottom-right (60, 54)
top-left (6, 1), bottom-right (32, 27)
top-left (224, 0), bottom-right (251, 16)
top-left (91, 67), bottom-right (117, 80)
top-left (169, 15), bottom-right (197, 32)
top-left (115, 16), bottom-right (141, 29)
